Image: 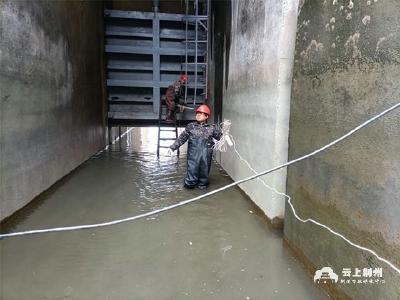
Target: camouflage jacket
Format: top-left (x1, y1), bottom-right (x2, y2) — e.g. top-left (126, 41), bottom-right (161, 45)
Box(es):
top-left (170, 122), bottom-right (222, 151)
top-left (165, 80), bottom-right (184, 104)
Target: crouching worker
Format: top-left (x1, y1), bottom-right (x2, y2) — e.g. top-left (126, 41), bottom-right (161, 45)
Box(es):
top-left (168, 104), bottom-right (222, 189)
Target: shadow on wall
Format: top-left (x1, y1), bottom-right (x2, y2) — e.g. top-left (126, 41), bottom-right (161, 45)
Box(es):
top-left (224, 0), bottom-right (232, 90)
top-left (211, 0), bottom-right (232, 121)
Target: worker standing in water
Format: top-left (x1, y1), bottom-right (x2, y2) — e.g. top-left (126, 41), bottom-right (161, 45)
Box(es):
top-left (168, 104), bottom-right (222, 189)
top-left (165, 74), bottom-right (187, 122)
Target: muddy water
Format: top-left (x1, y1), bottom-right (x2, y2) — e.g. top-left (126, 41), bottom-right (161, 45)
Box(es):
top-left (0, 128), bottom-right (326, 300)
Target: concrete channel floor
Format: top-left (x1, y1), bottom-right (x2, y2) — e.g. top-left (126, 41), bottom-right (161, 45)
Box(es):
top-left (0, 128), bottom-right (327, 300)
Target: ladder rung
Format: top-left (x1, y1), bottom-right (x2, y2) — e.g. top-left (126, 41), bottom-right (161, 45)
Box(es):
top-left (159, 138), bottom-right (176, 140)
top-left (183, 15), bottom-right (208, 20)
top-left (160, 128), bottom-right (177, 131)
top-left (159, 145), bottom-right (172, 148)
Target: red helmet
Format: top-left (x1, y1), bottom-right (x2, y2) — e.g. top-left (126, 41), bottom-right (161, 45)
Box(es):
top-left (180, 74), bottom-right (187, 82)
top-left (195, 104), bottom-right (211, 116)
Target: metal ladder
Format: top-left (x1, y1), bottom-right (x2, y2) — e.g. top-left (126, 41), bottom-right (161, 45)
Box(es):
top-left (156, 0), bottom-right (209, 157)
top-left (157, 103), bottom-right (180, 158)
top-left (183, 0), bottom-right (209, 105)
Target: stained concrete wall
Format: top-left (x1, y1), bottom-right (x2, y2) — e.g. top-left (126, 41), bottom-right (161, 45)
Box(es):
top-left (0, 1), bottom-right (107, 221)
top-left (284, 0), bottom-right (400, 298)
top-left (211, 0), bottom-right (299, 224)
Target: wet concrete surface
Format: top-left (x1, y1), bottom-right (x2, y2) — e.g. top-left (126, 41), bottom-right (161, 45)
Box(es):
top-left (0, 128), bottom-right (327, 300)
top-left (0, 1), bottom-right (106, 220)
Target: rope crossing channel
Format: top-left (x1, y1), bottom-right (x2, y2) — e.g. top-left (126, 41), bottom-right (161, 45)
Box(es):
top-left (1, 103), bottom-right (399, 275)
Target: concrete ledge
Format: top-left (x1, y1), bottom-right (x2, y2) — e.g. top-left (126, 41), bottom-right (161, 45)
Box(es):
top-left (233, 185), bottom-right (284, 231)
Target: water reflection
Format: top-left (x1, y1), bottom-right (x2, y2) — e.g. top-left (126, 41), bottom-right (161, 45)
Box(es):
top-left (0, 127), bottom-right (326, 300)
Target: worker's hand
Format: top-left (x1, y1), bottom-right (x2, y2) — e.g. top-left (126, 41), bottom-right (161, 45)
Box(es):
top-left (167, 148), bottom-right (174, 156)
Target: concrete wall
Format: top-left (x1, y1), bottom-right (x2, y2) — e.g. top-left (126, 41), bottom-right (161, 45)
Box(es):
top-left (284, 0), bottom-right (400, 298)
top-left (0, 1), bottom-right (107, 221)
top-left (211, 0), bottom-right (299, 224)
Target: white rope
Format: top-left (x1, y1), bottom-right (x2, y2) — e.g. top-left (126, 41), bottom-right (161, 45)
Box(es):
top-left (1, 102), bottom-right (399, 276)
top-left (213, 120), bottom-right (232, 152)
top-left (229, 132), bottom-right (400, 275)
top-left (95, 127), bottom-right (134, 155)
